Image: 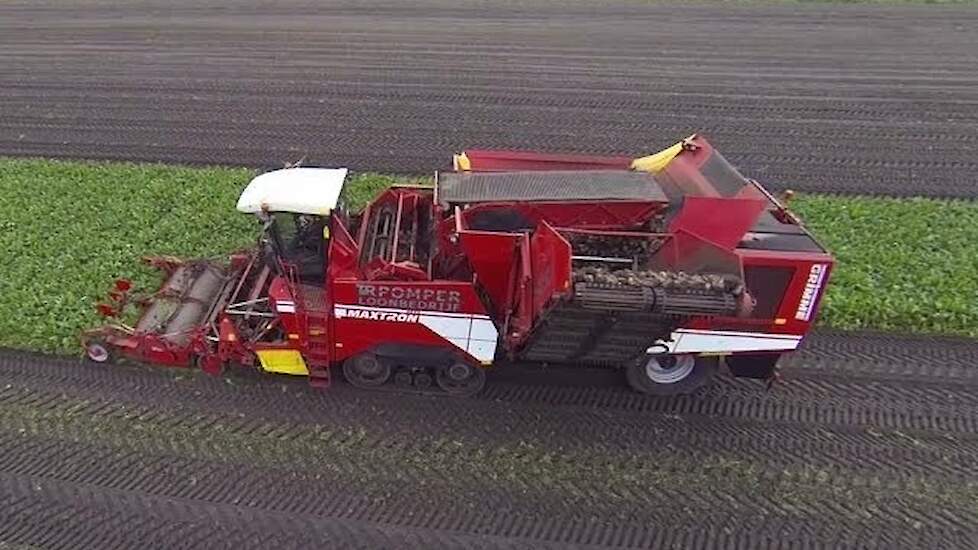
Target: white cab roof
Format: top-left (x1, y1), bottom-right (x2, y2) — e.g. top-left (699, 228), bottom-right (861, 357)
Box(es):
top-left (236, 167), bottom-right (348, 215)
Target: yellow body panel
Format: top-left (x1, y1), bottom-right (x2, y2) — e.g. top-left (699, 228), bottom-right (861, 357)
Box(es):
top-left (453, 152), bottom-right (472, 171)
top-left (256, 349), bottom-right (309, 376)
top-left (630, 141), bottom-right (684, 173)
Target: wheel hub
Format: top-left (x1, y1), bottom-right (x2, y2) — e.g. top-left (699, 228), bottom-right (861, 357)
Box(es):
top-left (344, 354), bottom-right (391, 388)
top-left (644, 354), bottom-right (695, 384)
top-left (435, 362), bottom-right (486, 396)
top-left (414, 371), bottom-right (434, 388)
top-left (86, 342), bottom-right (109, 363)
top-left (393, 370), bottom-right (412, 387)
top-left (448, 363), bottom-right (471, 381)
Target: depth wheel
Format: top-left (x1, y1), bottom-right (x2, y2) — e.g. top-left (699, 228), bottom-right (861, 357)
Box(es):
top-left (84, 339), bottom-right (113, 364)
top-left (435, 362), bottom-right (486, 397)
top-left (343, 353), bottom-right (391, 389)
top-left (193, 353), bottom-right (225, 376)
top-left (624, 354), bottom-right (717, 396)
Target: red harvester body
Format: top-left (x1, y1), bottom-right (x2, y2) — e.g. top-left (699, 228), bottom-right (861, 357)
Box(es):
top-left (83, 135), bottom-right (833, 396)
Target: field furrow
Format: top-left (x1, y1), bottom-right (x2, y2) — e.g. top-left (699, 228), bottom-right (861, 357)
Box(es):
top-left (2, 0), bottom-right (977, 197)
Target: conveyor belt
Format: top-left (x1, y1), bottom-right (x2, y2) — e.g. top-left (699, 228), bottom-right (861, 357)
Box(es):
top-left (437, 170), bottom-right (667, 207)
top-left (517, 304), bottom-right (675, 365)
top-left (517, 283), bottom-right (739, 365)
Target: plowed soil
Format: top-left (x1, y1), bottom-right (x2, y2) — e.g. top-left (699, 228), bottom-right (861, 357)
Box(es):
top-left (0, 331), bottom-right (977, 549)
top-left (1, 0), bottom-right (977, 197)
top-left (2, 1), bottom-right (978, 548)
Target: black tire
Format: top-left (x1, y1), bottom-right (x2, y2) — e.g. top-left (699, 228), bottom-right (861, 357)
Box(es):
top-left (435, 361), bottom-right (486, 397)
top-left (624, 354), bottom-right (717, 396)
top-left (343, 353), bottom-right (391, 389)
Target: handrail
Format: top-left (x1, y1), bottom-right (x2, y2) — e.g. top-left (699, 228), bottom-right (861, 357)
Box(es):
top-left (227, 252), bottom-right (257, 305)
top-left (278, 260), bottom-right (303, 314)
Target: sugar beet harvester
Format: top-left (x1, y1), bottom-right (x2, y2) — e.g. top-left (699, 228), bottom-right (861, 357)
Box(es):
top-left (83, 135), bottom-right (833, 397)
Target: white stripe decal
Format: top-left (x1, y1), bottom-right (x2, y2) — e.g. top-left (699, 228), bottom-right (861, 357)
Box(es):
top-left (336, 304), bottom-right (489, 320)
top-left (334, 305), bottom-right (797, 358)
top-left (795, 263), bottom-right (829, 321)
top-left (676, 328), bottom-right (802, 340)
top-left (276, 304), bottom-right (296, 313)
top-left (660, 329), bottom-right (802, 354)
top-left (334, 304), bottom-right (498, 363)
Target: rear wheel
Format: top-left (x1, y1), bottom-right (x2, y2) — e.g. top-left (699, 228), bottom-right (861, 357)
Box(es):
top-left (343, 353), bottom-right (391, 388)
top-left (435, 361), bottom-right (486, 397)
top-left (625, 354), bottom-right (717, 396)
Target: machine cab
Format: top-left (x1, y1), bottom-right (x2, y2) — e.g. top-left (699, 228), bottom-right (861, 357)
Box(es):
top-left (236, 167), bottom-right (348, 284)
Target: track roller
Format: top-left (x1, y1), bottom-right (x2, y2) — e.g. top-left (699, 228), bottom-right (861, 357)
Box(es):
top-left (344, 349), bottom-right (485, 397)
top-left (435, 362), bottom-right (486, 397)
top-left (393, 369), bottom-right (413, 387)
top-left (343, 353), bottom-right (391, 389)
top-left (414, 370), bottom-right (434, 389)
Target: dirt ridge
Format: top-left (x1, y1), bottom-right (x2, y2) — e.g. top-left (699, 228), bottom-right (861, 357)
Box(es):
top-left (2, 1), bottom-right (978, 198)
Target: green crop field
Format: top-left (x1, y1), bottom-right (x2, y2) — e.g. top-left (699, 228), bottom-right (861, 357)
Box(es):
top-left (0, 157), bottom-right (975, 354)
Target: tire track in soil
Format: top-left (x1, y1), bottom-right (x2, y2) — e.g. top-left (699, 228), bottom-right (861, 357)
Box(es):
top-left (0, 475), bottom-right (562, 550)
top-left (2, 331), bottom-right (978, 437)
top-left (0, 381), bottom-right (975, 484)
top-left (0, 417), bottom-right (972, 549)
top-left (0, 331), bottom-right (977, 548)
top-left (2, 0), bottom-right (978, 198)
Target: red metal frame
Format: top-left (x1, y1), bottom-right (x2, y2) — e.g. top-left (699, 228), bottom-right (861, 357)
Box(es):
top-left (458, 229), bottom-right (522, 320)
top-left (460, 149), bottom-right (631, 172)
top-left (668, 196), bottom-right (767, 251)
top-left (528, 220), bottom-right (572, 321)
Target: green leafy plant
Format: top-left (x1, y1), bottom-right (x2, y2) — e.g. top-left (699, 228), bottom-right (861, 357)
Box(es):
top-left (0, 157), bottom-right (975, 355)
top-left (792, 195), bottom-right (978, 336)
